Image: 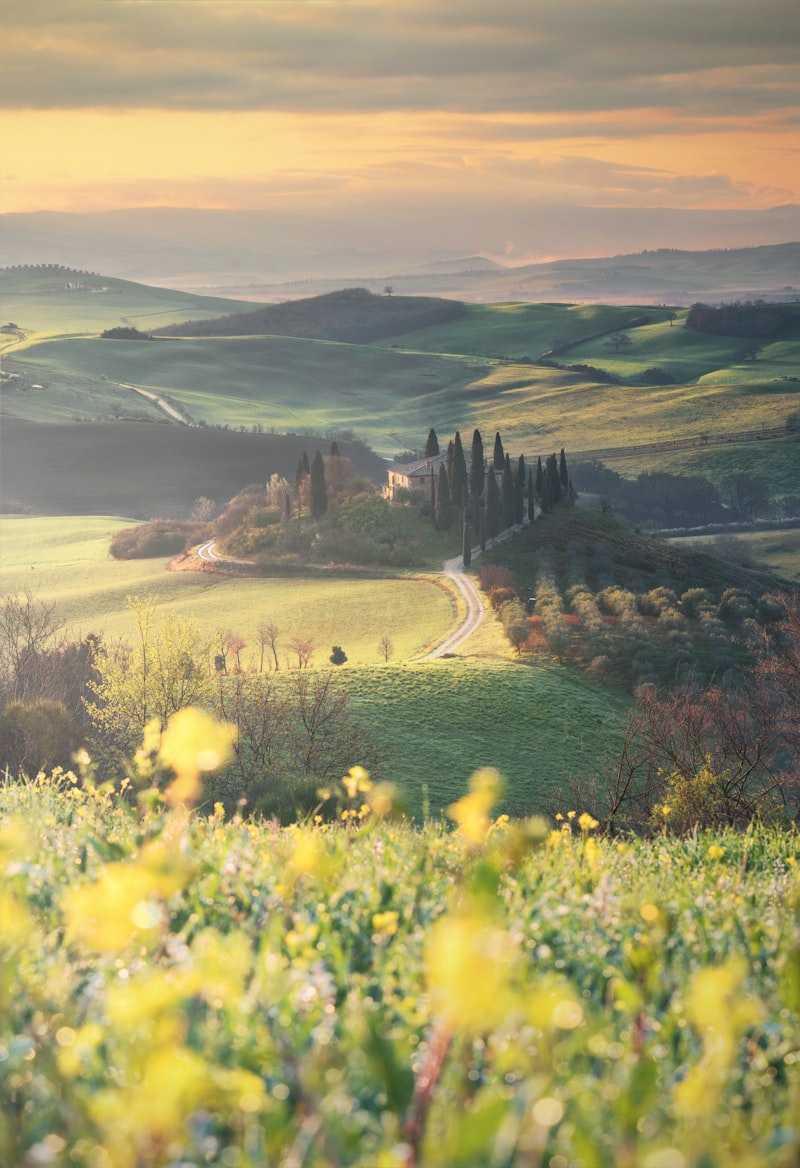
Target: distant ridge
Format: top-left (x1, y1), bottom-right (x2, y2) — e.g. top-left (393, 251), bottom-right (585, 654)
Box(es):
top-left (154, 287), bottom-right (466, 343)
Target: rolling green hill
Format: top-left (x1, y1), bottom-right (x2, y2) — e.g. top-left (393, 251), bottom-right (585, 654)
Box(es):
top-left (0, 264), bottom-right (263, 346)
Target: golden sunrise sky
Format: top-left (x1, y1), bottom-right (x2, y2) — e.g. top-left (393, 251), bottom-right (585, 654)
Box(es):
top-left (2, 0), bottom-right (799, 245)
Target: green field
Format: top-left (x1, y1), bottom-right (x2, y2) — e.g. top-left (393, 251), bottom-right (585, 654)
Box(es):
top-left (0, 516), bottom-right (456, 663)
top-left (346, 659), bottom-right (629, 819)
top-left (4, 266), bottom-right (799, 467)
top-left (0, 266), bottom-right (263, 347)
top-left (668, 527), bottom-right (800, 583)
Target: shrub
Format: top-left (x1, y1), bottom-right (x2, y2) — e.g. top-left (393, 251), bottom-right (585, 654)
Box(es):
top-left (110, 520), bottom-right (209, 560)
top-left (0, 697), bottom-right (82, 776)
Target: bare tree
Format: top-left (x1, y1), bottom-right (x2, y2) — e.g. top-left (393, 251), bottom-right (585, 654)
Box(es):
top-left (0, 589), bottom-right (65, 701)
top-left (289, 636), bottom-right (314, 670)
top-left (257, 622), bottom-right (280, 672)
top-left (190, 496), bottom-right (216, 522)
top-left (378, 635), bottom-right (394, 663)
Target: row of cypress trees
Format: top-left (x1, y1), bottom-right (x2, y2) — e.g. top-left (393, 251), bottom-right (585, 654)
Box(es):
top-left (424, 427), bottom-right (573, 559)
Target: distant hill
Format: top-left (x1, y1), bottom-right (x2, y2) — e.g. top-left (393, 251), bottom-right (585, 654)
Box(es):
top-left (2, 204), bottom-right (799, 298)
top-left (153, 287), bottom-right (466, 343)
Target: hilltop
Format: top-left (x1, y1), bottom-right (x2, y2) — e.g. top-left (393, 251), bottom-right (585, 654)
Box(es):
top-left (153, 287), bottom-right (465, 343)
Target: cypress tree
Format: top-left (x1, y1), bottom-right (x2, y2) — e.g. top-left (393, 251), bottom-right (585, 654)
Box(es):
top-left (493, 431), bottom-right (505, 471)
top-left (502, 453), bottom-right (515, 531)
top-left (430, 470), bottom-right (437, 528)
top-left (535, 456), bottom-right (543, 499)
top-left (527, 469), bottom-right (535, 522)
top-left (310, 450), bottom-right (328, 519)
top-left (435, 464), bottom-right (453, 531)
top-left (446, 439), bottom-right (455, 485)
top-left (559, 448), bottom-right (569, 491)
top-left (462, 512), bottom-right (472, 567)
top-left (330, 439), bottom-right (340, 457)
top-left (545, 453), bottom-right (561, 505)
top-left (469, 428), bottom-right (485, 500)
top-left (424, 428), bottom-right (439, 458)
top-left (479, 507), bottom-right (487, 552)
top-left (514, 464), bottom-right (525, 527)
top-left (451, 431), bottom-right (467, 516)
top-left (485, 469), bottom-right (500, 542)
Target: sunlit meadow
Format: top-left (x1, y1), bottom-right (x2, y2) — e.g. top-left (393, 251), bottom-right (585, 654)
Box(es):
top-left (1, 714), bottom-right (798, 1167)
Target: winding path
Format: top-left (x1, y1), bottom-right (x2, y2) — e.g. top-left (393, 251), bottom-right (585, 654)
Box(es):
top-left (417, 552), bottom-right (485, 660)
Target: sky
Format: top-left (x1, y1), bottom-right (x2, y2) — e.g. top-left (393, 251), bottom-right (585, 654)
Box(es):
top-left (2, 0), bottom-right (799, 261)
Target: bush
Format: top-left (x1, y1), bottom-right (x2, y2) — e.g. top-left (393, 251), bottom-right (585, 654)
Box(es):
top-left (0, 698), bottom-right (83, 776)
top-left (110, 520), bottom-right (209, 559)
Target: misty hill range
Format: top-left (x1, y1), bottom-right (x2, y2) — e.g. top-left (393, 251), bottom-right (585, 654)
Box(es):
top-left (2, 205), bottom-right (799, 302)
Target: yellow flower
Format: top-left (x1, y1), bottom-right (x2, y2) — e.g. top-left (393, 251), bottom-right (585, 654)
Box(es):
top-left (372, 910), bottom-right (400, 937)
top-left (707, 844), bottom-right (726, 860)
top-left (289, 829), bottom-right (322, 877)
top-left (578, 812), bottom-right (599, 833)
top-left (448, 768), bottom-right (505, 846)
top-left (158, 708), bottom-right (236, 806)
top-left (426, 914), bottom-right (517, 1035)
top-left (342, 766), bottom-right (372, 800)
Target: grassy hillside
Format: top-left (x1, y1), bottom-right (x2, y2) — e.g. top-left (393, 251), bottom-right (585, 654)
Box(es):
top-left (372, 301), bottom-right (675, 359)
top-left (0, 265), bottom-right (262, 346)
top-left (346, 659), bottom-right (628, 819)
top-left (0, 419), bottom-right (387, 519)
top-left (154, 286), bottom-right (466, 342)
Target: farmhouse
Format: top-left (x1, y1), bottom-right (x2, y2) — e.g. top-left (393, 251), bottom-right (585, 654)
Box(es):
top-left (384, 453), bottom-right (449, 500)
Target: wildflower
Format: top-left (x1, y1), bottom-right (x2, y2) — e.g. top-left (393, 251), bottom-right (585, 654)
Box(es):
top-left (158, 708), bottom-right (236, 806)
top-left (448, 768), bottom-right (504, 846)
top-left (372, 910), bottom-right (400, 937)
top-left (578, 812), bottom-right (599, 833)
top-left (707, 844), bottom-right (725, 860)
top-left (342, 766), bottom-right (372, 800)
top-left (426, 913), bottom-right (517, 1034)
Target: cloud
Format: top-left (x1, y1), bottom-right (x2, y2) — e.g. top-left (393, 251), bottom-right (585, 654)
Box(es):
top-left (2, 0), bottom-right (799, 124)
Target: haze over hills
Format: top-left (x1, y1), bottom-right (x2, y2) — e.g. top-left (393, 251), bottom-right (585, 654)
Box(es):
top-left (2, 205), bottom-right (800, 301)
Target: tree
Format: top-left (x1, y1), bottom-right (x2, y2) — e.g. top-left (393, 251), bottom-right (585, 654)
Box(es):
top-left (435, 464), bottom-right (454, 531)
top-left (501, 454), bottom-right (515, 531)
top-left (424, 428), bottom-right (439, 458)
top-left (0, 588), bottom-right (65, 702)
top-left (85, 595), bottom-right (214, 772)
top-left (329, 439), bottom-right (340, 457)
top-left (377, 635), bottom-right (394, 663)
top-left (559, 448), bottom-right (569, 491)
top-left (257, 621), bottom-right (280, 672)
top-left (513, 472), bottom-right (524, 528)
top-left (545, 453), bottom-right (562, 506)
top-left (721, 473), bottom-right (771, 522)
top-left (605, 333), bottom-right (633, 355)
top-left (527, 469), bottom-right (535, 523)
top-left (310, 450), bottom-right (328, 519)
top-left (493, 432), bottom-right (505, 471)
top-left (736, 343), bottom-right (763, 363)
top-left (289, 636), bottom-right (314, 670)
top-left (469, 429), bottom-right (485, 501)
top-left (329, 645), bottom-right (347, 666)
top-left (485, 468), bottom-right (500, 543)
top-left (450, 431), bottom-right (467, 518)
top-left (535, 456), bottom-right (543, 500)
top-left (462, 513), bottom-right (472, 568)
top-left (191, 496), bottom-right (216, 522)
